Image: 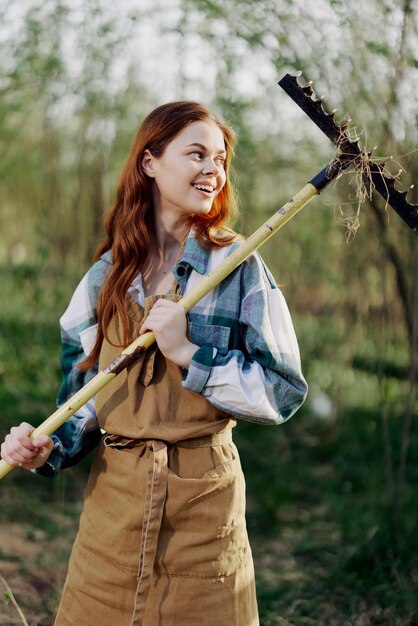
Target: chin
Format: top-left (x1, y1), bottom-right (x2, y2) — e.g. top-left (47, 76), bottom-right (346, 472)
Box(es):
top-left (191, 204), bottom-right (214, 216)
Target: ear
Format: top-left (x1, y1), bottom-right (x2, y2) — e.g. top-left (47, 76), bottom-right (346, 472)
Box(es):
top-left (142, 149), bottom-right (157, 178)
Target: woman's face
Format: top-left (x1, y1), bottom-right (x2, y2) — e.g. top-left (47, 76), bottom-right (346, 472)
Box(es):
top-left (143, 120), bottom-right (227, 219)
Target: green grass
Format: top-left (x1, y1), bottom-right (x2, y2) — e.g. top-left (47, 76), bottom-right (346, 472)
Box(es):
top-left (0, 263), bottom-right (417, 625)
top-left (235, 408), bottom-right (418, 625)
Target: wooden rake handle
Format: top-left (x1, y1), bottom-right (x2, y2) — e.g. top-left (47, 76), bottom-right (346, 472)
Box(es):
top-left (0, 182), bottom-right (320, 480)
top-left (6, 70), bottom-right (388, 480)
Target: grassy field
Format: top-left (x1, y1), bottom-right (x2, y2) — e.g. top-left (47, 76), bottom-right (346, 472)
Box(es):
top-left (0, 265), bottom-right (417, 625)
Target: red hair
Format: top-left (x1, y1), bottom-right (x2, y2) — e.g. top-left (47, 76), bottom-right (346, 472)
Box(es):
top-left (81, 101), bottom-right (239, 370)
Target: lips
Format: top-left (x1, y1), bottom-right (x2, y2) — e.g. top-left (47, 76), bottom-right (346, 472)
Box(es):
top-left (193, 184), bottom-right (214, 194)
top-left (192, 179), bottom-right (217, 197)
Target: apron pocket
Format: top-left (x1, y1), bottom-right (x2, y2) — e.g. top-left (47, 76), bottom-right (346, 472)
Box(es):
top-left (157, 455), bottom-right (249, 579)
top-left (202, 458), bottom-right (237, 479)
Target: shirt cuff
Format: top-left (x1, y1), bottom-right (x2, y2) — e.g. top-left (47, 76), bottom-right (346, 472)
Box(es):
top-left (33, 436), bottom-right (65, 478)
top-left (182, 344), bottom-right (217, 393)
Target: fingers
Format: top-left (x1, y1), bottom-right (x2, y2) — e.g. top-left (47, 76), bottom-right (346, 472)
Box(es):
top-left (13, 422), bottom-right (36, 446)
top-left (1, 423), bottom-right (34, 465)
top-left (138, 299), bottom-right (194, 366)
top-left (2, 443), bottom-right (29, 466)
top-left (147, 300), bottom-right (184, 316)
top-left (33, 435), bottom-right (54, 450)
top-left (31, 436), bottom-right (54, 465)
top-left (0, 423), bottom-right (52, 469)
top-left (140, 300), bottom-right (185, 334)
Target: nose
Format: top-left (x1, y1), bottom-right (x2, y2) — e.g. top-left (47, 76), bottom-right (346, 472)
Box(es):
top-left (201, 157), bottom-right (220, 175)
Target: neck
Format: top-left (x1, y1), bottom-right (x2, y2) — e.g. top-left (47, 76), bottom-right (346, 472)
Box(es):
top-left (153, 206), bottom-right (190, 262)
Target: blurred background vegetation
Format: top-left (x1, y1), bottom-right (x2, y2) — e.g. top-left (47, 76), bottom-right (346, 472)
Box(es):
top-left (0, 0), bottom-right (417, 624)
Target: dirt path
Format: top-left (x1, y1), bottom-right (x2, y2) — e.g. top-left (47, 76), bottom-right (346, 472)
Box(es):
top-left (0, 510), bottom-right (79, 625)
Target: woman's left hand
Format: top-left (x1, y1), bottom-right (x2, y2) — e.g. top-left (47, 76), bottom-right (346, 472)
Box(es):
top-left (140, 299), bottom-right (198, 369)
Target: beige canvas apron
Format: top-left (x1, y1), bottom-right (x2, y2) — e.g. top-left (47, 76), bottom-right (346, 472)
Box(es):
top-left (54, 286), bottom-right (259, 626)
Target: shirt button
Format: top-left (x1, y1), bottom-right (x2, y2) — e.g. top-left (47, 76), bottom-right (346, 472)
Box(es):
top-left (176, 266), bottom-right (187, 277)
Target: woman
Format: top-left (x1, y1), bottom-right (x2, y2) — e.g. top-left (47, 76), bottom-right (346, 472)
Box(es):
top-left (1, 102), bottom-right (307, 625)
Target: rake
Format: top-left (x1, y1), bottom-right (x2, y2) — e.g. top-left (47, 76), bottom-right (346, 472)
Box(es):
top-left (0, 73), bottom-right (416, 480)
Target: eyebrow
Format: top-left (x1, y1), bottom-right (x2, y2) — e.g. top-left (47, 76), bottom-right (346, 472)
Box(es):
top-left (186, 142), bottom-right (227, 155)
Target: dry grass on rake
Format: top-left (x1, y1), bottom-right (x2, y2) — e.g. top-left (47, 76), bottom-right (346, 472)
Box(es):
top-left (331, 122), bottom-right (412, 242)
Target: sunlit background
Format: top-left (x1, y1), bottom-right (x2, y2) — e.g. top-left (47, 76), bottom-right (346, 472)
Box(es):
top-left (0, 1), bottom-right (417, 624)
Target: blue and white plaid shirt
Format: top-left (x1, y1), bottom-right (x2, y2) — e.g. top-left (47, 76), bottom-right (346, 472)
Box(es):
top-left (38, 230), bottom-right (307, 476)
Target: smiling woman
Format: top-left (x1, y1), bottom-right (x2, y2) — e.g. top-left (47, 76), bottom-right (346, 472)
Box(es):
top-left (0, 101), bottom-right (307, 626)
top-left (142, 122), bottom-right (228, 218)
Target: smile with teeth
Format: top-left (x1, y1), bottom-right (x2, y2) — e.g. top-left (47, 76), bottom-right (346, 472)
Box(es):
top-left (193, 183), bottom-right (215, 194)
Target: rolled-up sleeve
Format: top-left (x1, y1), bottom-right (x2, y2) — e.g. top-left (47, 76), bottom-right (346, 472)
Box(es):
top-left (182, 253), bottom-right (308, 424)
top-left (35, 258), bottom-right (109, 477)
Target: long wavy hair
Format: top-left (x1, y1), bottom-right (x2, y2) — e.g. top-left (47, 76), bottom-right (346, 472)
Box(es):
top-left (81, 101), bottom-right (239, 370)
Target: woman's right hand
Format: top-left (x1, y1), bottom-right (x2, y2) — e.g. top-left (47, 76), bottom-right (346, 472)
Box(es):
top-left (0, 422), bottom-right (54, 470)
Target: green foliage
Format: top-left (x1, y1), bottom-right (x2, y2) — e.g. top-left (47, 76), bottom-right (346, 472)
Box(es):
top-left (0, 1), bottom-right (417, 623)
top-left (366, 41), bottom-right (392, 57)
top-left (0, 265), bottom-right (71, 433)
top-left (0, 261), bottom-right (416, 622)
top-left (236, 404), bottom-right (418, 623)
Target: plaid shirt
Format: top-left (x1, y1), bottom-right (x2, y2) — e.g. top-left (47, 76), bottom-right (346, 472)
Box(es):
top-left (37, 230), bottom-right (307, 476)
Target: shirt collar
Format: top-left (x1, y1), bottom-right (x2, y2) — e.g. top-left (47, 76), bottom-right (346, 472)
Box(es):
top-left (175, 228), bottom-right (211, 276)
top-left (100, 249), bottom-right (112, 265)
top-left (101, 229), bottom-right (210, 274)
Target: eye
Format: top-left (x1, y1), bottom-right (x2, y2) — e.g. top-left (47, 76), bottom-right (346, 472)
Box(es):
top-left (215, 156), bottom-right (226, 166)
top-left (190, 151), bottom-right (204, 160)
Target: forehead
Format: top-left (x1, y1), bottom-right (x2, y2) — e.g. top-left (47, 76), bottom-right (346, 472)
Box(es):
top-left (171, 120), bottom-right (226, 152)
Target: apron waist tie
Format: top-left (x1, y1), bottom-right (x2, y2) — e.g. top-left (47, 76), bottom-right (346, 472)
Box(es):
top-left (102, 429), bottom-right (233, 626)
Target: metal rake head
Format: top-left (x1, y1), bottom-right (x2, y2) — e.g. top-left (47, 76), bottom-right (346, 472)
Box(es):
top-left (278, 73), bottom-right (418, 235)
